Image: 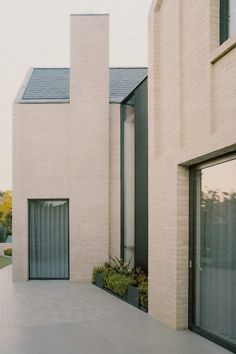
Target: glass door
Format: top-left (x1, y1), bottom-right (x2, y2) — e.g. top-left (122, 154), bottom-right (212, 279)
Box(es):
top-left (190, 156), bottom-right (236, 352)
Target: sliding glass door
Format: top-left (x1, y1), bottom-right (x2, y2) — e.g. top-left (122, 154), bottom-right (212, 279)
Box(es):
top-left (190, 156), bottom-right (236, 352)
top-left (29, 199), bottom-right (69, 279)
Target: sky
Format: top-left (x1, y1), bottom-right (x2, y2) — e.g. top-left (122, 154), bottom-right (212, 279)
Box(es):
top-left (0, 0), bottom-right (152, 191)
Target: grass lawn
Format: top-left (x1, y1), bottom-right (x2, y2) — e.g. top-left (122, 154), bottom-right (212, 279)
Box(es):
top-left (0, 256), bottom-right (12, 269)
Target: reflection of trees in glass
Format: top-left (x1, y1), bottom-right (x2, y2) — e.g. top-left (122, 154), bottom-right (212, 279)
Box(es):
top-left (0, 191), bottom-right (12, 241)
top-left (200, 189), bottom-right (236, 268)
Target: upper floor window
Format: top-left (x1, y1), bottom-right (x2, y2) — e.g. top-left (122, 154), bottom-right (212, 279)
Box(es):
top-left (220, 0), bottom-right (236, 44)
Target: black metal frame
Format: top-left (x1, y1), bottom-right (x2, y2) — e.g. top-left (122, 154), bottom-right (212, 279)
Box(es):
top-left (189, 153), bottom-right (236, 353)
top-left (120, 104), bottom-right (125, 260)
top-left (220, 0), bottom-right (229, 44)
top-left (28, 198), bottom-right (70, 280)
top-left (120, 97), bottom-right (135, 262)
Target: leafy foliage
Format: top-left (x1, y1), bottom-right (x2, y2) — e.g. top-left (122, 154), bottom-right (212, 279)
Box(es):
top-left (4, 248), bottom-right (12, 257)
top-left (109, 256), bottom-right (133, 276)
top-left (92, 257), bottom-right (148, 308)
top-left (139, 281), bottom-right (148, 309)
top-left (0, 191), bottom-right (12, 236)
top-left (132, 266), bottom-right (147, 287)
top-left (92, 265), bottom-right (106, 283)
top-left (105, 273), bottom-right (134, 298)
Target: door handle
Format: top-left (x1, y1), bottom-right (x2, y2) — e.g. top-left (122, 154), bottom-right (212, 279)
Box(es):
top-left (197, 263), bottom-right (202, 271)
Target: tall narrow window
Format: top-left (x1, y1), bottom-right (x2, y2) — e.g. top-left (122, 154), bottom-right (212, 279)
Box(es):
top-left (29, 199), bottom-right (69, 279)
top-left (229, 0), bottom-right (236, 36)
top-left (123, 103), bottom-right (135, 267)
top-left (190, 156), bottom-right (236, 352)
top-left (220, 0), bottom-right (236, 44)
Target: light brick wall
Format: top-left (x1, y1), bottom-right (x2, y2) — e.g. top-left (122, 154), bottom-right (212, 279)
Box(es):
top-left (12, 103), bottom-right (70, 281)
top-left (69, 14), bottom-right (109, 281)
top-left (109, 104), bottom-right (121, 260)
top-left (149, 0), bottom-right (236, 329)
top-left (13, 15), bottom-right (111, 282)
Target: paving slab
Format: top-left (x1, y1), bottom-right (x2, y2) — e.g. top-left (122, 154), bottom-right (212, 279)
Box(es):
top-left (0, 265), bottom-right (231, 354)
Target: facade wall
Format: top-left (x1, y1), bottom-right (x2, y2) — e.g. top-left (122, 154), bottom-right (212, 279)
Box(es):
top-left (12, 103), bottom-right (70, 281)
top-left (13, 15), bottom-right (112, 282)
top-left (13, 101), bottom-right (121, 281)
top-left (148, 0), bottom-right (236, 329)
top-left (109, 104), bottom-right (121, 260)
top-left (69, 14), bottom-right (109, 281)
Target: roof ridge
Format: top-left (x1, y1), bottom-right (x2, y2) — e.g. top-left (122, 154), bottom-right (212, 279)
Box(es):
top-left (109, 67), bottom-right (147, 69)
top-left (31, 67), bottom-right (147, 70)
top-left (33, 67), bottom-right (69, 70)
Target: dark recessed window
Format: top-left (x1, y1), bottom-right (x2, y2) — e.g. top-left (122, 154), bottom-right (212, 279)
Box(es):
top-left (220, 0), bottom-right (236, 44)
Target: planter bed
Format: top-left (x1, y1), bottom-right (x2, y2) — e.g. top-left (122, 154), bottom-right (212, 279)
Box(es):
top-left (93, 273), bottom-right (148, 313)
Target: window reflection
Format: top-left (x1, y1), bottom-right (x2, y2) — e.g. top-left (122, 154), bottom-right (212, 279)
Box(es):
top-left (123, 102), bottom-right (135, 267)
top-left (194, 158), bottom-right (236, 346)
top-left (230, 0), bottom-right (236, 36)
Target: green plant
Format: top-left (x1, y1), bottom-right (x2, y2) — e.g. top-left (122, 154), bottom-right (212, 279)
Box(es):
top-left (139, 281), bottom-right (148, 309)
top-left (92, 265), bottom-right (106, 283)
top-left (132, 266), bottom-right (147, 287)
top-left (105, 273), bottom-right (134, 298)
top-left (109, 256), bottom-right (133, 276)
top-left (4, 248), bottom-right (12, 257)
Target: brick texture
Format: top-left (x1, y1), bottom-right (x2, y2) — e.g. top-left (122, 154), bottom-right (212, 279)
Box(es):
top-left (13, 15), bottom-right (111, 282)
top-left (149, 0), bottom-right (236, 329)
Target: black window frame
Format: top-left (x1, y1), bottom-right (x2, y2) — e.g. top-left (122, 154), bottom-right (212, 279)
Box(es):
top-left (220, 0), bottom-right (229, 44)
top-left (189, 153), bottom-right (236, 354)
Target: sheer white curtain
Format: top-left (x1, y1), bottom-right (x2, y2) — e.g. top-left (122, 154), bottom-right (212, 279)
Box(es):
top-left (29, 200), bottom-right (69, 279)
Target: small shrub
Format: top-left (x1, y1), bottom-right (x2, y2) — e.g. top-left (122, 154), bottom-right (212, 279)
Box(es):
top-left (105, 273), bottom-right (134, 298)
top-left (92, 265), bottom-right (106, 283)
top-left (132, 266), bottom-right (147, 287)
top-left (92, 258), bottom-right (148, 309)
top-left (109, 256), bottom-right (133, 276)
top-left (139, 281), bottom-right (148, 309)
top-left (4, 248), bottom-right (12, 257)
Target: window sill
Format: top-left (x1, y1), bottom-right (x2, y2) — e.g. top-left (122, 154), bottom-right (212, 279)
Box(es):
top-left (210, 34), bottom-right (236, 64)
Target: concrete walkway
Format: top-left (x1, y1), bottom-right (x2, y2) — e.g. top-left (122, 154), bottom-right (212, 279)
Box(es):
top-left (0, 265), bottom-right (231, 354)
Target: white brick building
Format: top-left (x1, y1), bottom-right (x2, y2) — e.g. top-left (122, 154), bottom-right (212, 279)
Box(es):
top-left (13, 15), bottom-right (148, 282)
top-left (13, 2), bottom-right (236, 352)
top-left (149, 0), bottom-right (236, 351)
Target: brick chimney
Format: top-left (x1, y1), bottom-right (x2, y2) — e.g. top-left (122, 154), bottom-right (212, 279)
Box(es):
top-left (69, 14), bottom-right (110, 281)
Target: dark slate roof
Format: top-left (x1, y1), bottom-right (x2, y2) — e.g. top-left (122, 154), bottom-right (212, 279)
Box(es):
top-left (109, 68), bottom-right (147, 103)
top-left (21, 67), bottom-right (147, 103)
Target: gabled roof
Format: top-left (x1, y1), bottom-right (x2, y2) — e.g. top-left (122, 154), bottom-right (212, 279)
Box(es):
top-left (19, 67), bottom-right (148, 104)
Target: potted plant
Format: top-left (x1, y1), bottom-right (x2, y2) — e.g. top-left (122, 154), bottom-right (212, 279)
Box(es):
top-left (92, 265), bottom-right (106, 288)
top-left (127, 267), bottom-right (147, 308)
top-left (105, 272), bottom-right (133, 299)
top-left (139, 281), bottom-right (148, 312)
top-left (127, 283), bottom-right (140, 307)
top-left (91, 258), bottom-right (148, 312)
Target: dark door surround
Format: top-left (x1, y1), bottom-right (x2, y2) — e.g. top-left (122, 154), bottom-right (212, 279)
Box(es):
top-left (189, 154), bottom-right (236, 354)
top-left (120, 78), bottom-right (148, 274)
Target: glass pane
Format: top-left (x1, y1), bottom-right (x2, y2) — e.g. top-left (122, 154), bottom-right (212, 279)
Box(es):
top-left (29, 200), bottom-right (69, 279)
top-left (229, 0), bottom-right (236, 36)
top-left (123, 104), bottom-right (135, 267)
top-left (194, 158), bottom-right (236, 347)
